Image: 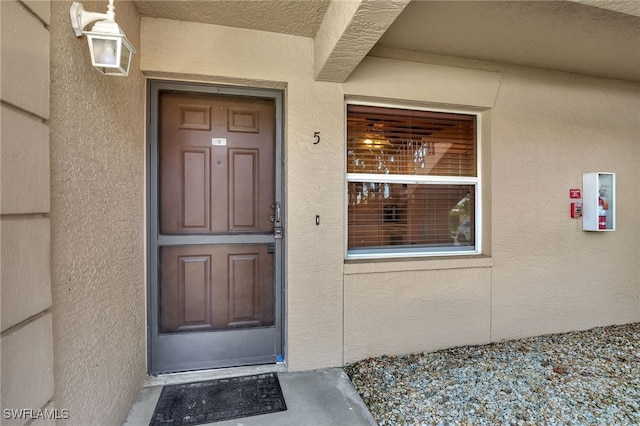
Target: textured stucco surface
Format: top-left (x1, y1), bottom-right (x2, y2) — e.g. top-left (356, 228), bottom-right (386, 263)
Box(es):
top-left (22, 0), bottom-right (52, 24)
top-left (571, 0), bottom-right (640, 17)
top-left (1, 105), bottom-right (50, 214)
top-left (134, 0), bottom-right (330, 37)
top-left (0, 0), bottom-right (50, 119)
top-left (1, 314), bottom-right (54, 425)
top-left (49, 1), bottom-right (146, 424)
top-left (142, 16), bottom-right (640, 369)
top-left (344, 267), bottom-right (492, 363)
top-left (313, 0), bottom-right (410, 82)
top-left (377, 1), bottom-right (640, 82)
top-left (343, 56), bottom-right (501, 108)
top-left (489, 66), bottom-right (640, 340)
top-left (1, 217), bottom-right (51, 331)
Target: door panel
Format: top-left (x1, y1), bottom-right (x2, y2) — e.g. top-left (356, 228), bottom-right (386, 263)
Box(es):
top-left (229, 149), bottom-right (259, 231)
top-left (160, 251), bottom-right (212, 332)
top-left (227, 246), bottom-right (274, 327)
top-left (149, 83), bottom-right (283, 374)
top-left (182, 148), bottom-right (211, 231)
top-left (159, 244), bottom-right (274, 333)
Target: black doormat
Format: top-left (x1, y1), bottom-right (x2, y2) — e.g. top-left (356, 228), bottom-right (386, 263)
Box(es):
top-left (150, 372), bottom-right (287, 425)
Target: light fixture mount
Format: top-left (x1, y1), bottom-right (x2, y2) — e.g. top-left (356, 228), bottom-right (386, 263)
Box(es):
top-left (69, 0), bottom-right (136, 76)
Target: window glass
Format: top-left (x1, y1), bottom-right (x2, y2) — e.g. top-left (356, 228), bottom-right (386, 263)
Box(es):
top-left (347, 105), bottom-right (476, 177)
top-left (346, 104), bottom-right (478, 257)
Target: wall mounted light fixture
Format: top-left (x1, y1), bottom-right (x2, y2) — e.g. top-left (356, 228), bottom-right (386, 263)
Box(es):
top-left (70, 0), bottom-right (135, 76)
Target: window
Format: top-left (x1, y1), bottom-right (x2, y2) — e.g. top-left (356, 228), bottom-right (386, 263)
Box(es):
top-left (346, 104), bottom-right (479, 258)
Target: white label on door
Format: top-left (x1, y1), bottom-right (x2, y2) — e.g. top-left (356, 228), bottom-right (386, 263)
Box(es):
top-left (212, 138), bottom-right (227, 146)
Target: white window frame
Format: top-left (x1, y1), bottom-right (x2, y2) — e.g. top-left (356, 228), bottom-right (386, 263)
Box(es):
top-left (344, 100), bottom-right (482, 260)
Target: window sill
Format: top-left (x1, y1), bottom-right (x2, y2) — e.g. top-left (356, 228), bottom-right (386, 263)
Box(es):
top-left (343, 255), bottom-right (494, 275)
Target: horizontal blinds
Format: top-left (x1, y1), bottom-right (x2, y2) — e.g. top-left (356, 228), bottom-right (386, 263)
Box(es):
top-left (347, 183), bottom-right (475, 249)
top-left (347, 104), bottom-right (476, 177)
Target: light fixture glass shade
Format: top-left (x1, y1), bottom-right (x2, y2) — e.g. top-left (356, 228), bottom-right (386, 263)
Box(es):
top-left (86, 33), bottom-right (134, 75)
top-left (85, 20), bottom-right (135, 76)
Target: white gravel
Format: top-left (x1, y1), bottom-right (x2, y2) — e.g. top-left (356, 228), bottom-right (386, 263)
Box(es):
top-left (345, 323), bottom-right (640, 425)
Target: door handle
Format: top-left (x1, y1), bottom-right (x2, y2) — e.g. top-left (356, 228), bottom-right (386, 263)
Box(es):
top-left (274, 202), bottom-right (281, 223)
top-left (272, 202), bottom-right (283, 239)
top-left (270, 202), bottom-right (281, 224)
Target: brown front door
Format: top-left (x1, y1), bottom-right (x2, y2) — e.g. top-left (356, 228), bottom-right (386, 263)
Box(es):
top-left (148, 82), bottom-right (283, 374)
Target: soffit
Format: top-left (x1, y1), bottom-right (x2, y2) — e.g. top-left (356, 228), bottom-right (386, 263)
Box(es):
top-left (376, 1), bottom-right (640, 82)
top-left (134, 0), bottom-right (330, 37)
top-left (134, 0), bottom-right (640, 82)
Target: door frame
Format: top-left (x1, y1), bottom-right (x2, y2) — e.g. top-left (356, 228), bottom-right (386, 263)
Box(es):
top-left (146, 80), bottom-right (285, 374)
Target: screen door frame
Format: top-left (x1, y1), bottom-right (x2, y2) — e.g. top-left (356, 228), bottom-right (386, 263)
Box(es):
top-left (146, 80), bottom-right (285, 374)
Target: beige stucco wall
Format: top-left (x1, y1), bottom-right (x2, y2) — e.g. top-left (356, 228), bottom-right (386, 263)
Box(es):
top-left (343, 259), bottom-right (494, 363)
top-left (1, 0), bottom-right (54, 423)
top-left (344, 52), bottom-right (640, 361)
top-left (141, 18), bottom-right (640, 370)
top-left (49, 1), bottom-right (146, 424)
top-left (489, 63), bottom-right (640, 339)
top-left (141, 18), bottom-right (346, 371)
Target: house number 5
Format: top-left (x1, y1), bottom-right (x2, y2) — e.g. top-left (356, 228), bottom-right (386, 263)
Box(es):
top-left (313, 131), bottom-right (320, 144)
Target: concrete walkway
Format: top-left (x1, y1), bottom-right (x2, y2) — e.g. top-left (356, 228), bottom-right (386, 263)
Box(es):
top-left (124, 367), bottom-right (377, 426)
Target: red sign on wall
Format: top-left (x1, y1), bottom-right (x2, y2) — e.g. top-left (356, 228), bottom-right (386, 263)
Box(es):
top-left (569, 189), bottom-right (581, 199)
